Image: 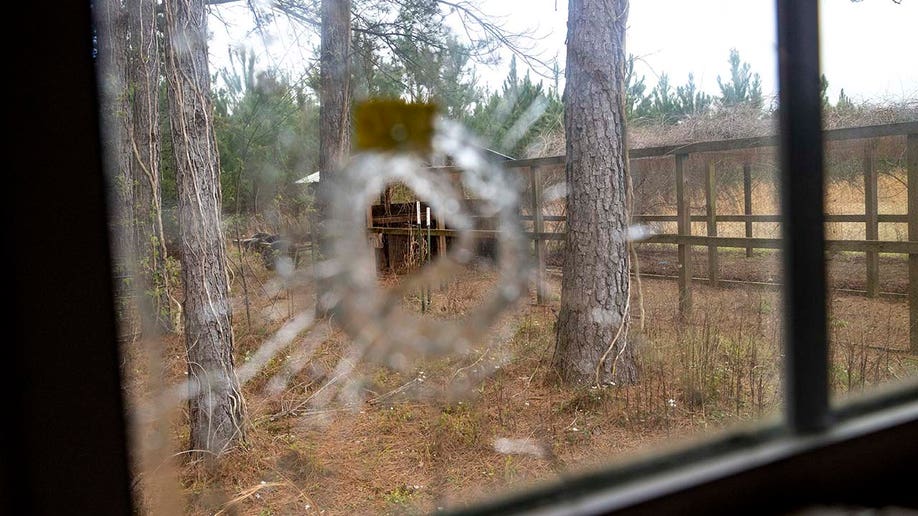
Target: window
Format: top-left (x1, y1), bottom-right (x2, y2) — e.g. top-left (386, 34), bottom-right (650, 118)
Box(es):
top-left (8, 1), bottom-right (916, 515)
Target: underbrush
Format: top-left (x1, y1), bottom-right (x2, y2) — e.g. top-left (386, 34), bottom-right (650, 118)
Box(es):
top-left (123, 248), bottom-right (916, 515)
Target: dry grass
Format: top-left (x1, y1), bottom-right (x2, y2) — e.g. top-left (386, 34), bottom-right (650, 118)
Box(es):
top-left (122, 241), bottom-right (916, 515)
top-left (122, 132), bottom-right (918, 513)
top-left (528, 101), bottom-right (918, 158)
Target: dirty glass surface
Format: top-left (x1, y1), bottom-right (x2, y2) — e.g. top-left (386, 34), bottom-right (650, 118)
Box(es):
top-left (93, 0), bottom-right (915, 514)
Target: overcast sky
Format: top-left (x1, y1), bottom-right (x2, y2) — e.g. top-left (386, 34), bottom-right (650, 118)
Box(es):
top-left (471, 0), bottom-right (917, 103)
top-left (209, 0), bottom-right (918, 103)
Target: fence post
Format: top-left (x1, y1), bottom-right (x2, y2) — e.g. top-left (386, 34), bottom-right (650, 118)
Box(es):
top-left (529, 166), bottom-right (546, 304)
top-left (907, 133), bottom-right (918, 353)
top-left (367, 204), bottom-right (379, 272)
top-left (436, 205), bottom-right (447, 259)
top-left (864, 142), bottom-right (879, 298)
top-left (705, 159), bottom-right (719, 287)
top-left (743, 161), bottom-right (754, 258)
top-left (676, 153), bottom-right (692, 318)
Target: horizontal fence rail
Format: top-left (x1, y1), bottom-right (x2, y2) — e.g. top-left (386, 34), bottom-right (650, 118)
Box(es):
top-left (499, 121), bottom-right (918, 169)
top-left (517, 214), bottom-right (910, 223)
top-left (369, 122), bottom-right (918, 352)
top-left (368, 227), bottom-right (918, 254)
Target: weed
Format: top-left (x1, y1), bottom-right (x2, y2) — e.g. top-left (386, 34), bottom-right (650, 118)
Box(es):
top-left (557, 386), bottom-right (608, 414)
top-left (126, 248), bottom-right (912, 515)
top-left (383, 484), bottom-right (417, 506)
top-left (437, 402), bottom-right (481, 447)
top-left (502, 455), bottom-right (518, 482)
top-left (379, 404), bottom-right (417, 432)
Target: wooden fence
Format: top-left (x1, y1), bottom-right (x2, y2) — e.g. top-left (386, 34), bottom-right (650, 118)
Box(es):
top-left (368, 121), bottom-right (918, 352)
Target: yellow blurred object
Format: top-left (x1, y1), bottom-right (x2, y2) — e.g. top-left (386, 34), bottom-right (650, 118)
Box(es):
top-left (354, 99), bottom-right (437, 154)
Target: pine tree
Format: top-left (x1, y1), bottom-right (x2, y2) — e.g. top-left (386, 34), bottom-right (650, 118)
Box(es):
top-left (625, 54), bottom-right (650, 121)
top-left (127, 0), bottom-right (175, 332)
top-left (648, 73), bottom-right (679, 124)
top-left (675, 73), bottom-right (712, 118)
top-left (836, 88), bottom-right (854, 112)
top-left (164, 0), bottom-right (246, 457)
top-left (348, 0), bottom-right (482, 120)
top-left (717, 48), bottom-right (763, 109)
top-left (555, 0), bottom-right (636, 385)
top-left (820, 73), bottom-right (831, 109)
top-left (213, 51), bottom-right (318, 214)
top-left (466, 56), bottom-right (563, 157)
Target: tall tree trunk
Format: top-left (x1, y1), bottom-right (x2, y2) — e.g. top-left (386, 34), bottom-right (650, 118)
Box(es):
top-left (164, 0), bottom-right (246, 456)
top-left (316, 0), bottom-right (351, 314)
top-left (553, 0), bottom-right (637, 385)
top-left (97, 0), bottom-right (135, 318)
top-left (319, 0), bottom-right (351, 174)
top-left (127, 0), bottom-right (174, 333)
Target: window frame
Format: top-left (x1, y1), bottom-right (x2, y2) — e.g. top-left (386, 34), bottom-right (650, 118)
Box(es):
top-left (7, 1), bottom-right (916, 514)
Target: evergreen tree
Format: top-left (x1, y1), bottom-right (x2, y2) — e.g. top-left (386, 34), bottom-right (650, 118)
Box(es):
top-left (675, 73), bottom-right (712, 118)
top-left (647, 73), bottom-right (679, 124)
top-left (395, 33), bottom-right (482, 119)
top-left (717, 48), bottom-right (763, 109)
top-left (555, 0), bottom-right (636, 385)
top-left (96, 0), bottom-right (135, 280)
top-left (347, 0), bottom-right (483, 120)
top-left (836, 88), bottom-right (854, 112)
top-left (638, 72), bottom-right (712, 125)
top-left (164, 0), bottom-right (246, 457)
top-left (351, 30), bottom-right (410, 101)
top-left (820, 73), bottom-right (831, 108)
top-left (127, 0), bottom-right (175, 331)
top-left (213, 51), bottom-right (318, 215)
top-left (466, 56), bottom-right (563, 157)
top-left (625, 54), bottom-right (651, 121)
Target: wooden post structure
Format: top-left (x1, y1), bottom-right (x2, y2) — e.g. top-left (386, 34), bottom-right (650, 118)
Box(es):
top-left (436, 204), bottom-right (447, 290)
top-left (907, 133), bottom-right (918, 353)
top-left (743, 161), bottom-right (754, 258)
top-left (529, 166), bottom-right (546, 304)
top-left (436, 207), bottom-right (447, 257)
top-left (864, 143), bottom-right (879, 298)
top-left (705, 159), bottom-right (719, 287)
top-left (676, 154), bottom-right (692, 317)
top-left (367, 204), bottom-right (380, 272)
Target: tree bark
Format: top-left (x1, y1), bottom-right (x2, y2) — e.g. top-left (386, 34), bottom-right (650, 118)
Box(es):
top-left (127, 0), bottom-right (174, 332)
top-left (319, 0), bottom-right (351, 192)
top-left (97, 0), bottom-right (135, 293)
top-left (164, 0), bottom-right (246, 456)
top-left (553, 0), bottom-right (637, 385)
top-left (316, 0), bottom-right (352, 314)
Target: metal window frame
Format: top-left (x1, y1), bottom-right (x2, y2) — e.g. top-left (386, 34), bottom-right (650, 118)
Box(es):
top-left (777, 0), bottom-right (831, 435)
top-left (6, 1), bottom-right (916, 514)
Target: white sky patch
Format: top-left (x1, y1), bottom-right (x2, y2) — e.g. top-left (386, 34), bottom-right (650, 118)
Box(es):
top-left (206, 0), bottom-right (917, 102)
top-left (473, 0), bottom-right (917, 102)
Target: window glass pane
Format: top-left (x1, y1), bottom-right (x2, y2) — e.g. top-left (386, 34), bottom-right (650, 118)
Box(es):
top-left (818, 0), bottom-right (918, 402)
top-left (91, 0), bottom-right (828, 513)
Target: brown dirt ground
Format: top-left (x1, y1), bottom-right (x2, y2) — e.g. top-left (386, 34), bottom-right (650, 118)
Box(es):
top-left (627, 246), bottom-right (910, 294)
top-left (122, 247), bottom-right (917, 515)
